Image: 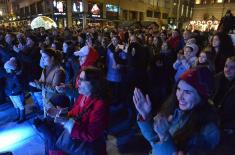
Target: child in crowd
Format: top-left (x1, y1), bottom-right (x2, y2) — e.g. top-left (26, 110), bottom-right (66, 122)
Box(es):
top-left (3, 57), bottom-right (26, 123)
top-left (173, 43), bottom-right (198, 82)
top-left (197, 49), bottom-right (215, 73)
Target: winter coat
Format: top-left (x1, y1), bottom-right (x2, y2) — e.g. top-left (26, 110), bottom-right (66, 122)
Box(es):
top-left (67, 95), bottom-right (108, 155)
top-left (0, 61), bottom-right (26, 96)
top-left (106, 46), bottom-right (126, 82)
top-left (213, 72), bottom-right (235, 130)
top-left (17, 45), bottom-right (42, 92)
top-left (137, 108), bottom-right (220, 155)
top-left (0, 44), bottom-right (16, 64)
top-left (126, 42), bottom-right (148, 91)
top-left (167, 36), bottom-right (184, 54)
top-left (218, 15), bottom-right (235, 33)
top-left (3, 72), bottom-right (24, 96)
top-left (173, 56), bottom-right (197, 82)
top-left (35, 65), bottom-right (65, 104)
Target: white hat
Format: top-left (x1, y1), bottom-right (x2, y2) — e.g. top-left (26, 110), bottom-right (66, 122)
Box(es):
top-left (74, 45), bottom-right (89, 57)
top-left (4, 57), bottom-right (17, 71)
top-left (185, 43), bottom-right (199, 56)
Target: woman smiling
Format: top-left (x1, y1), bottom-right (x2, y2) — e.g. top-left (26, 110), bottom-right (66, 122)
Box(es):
top-left (133, 67), bottom-right (219, 155)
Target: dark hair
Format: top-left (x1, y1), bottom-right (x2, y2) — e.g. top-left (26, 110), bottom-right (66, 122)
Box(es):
top-left (41, 48), bottom-right (62, 65)
top-left (101, 37), bottom-right (110, 48)
top-left (211, 32), bottom-right (234, 56)
top-left (227, 56), bottom-right (235, 63)
top-left (64, 40), bottom-right (75, 58)
top-left (198, 48), bottom-right (215, 72)
top-left (184, 46), bottom-right (194, 52)
top-left (160, 84), bottom-right (219, 150)
top-left (82, 67), bottom-right (107, 99)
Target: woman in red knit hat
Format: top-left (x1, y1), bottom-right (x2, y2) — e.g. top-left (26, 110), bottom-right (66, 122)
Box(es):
top-left (133, 66), bottom-right (220, 155)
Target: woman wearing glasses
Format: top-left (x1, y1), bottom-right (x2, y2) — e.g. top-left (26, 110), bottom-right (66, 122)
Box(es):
top-left (52, 67), bottom-right (108, 155)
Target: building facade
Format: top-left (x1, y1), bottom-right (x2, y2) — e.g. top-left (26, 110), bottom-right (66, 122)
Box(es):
top-left (191, 0), bottom-right (235, 31)
top-left (1, 0), bottom-right (193, 29)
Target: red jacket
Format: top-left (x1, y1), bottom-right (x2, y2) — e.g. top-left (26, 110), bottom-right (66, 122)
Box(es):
top-left (68, 95), bottom-right (108, 142)
top-left (167, 36), bottom-right (181, 51)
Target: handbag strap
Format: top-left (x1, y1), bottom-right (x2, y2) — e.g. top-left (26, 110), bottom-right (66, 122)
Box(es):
top-left (74, 100), bottom-right (95, 123)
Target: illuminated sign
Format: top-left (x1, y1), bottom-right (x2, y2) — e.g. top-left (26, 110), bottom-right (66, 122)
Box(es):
top-left (106, 4), bottom-right (119, 19)
top-left (73, 2), bottom-right (83, 12)
top-left (106, 4), bottom-right (118, 12)
top-left (54, 12), bottom-right (66, 15)
top-left (88, 3), bottom-right (102, 18)
top-left (91, 4), bottom-right (100, 15)
top-left (53, 0), bottom-right (66, 13)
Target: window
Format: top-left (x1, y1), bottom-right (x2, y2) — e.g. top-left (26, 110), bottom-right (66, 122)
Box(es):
top-left (123, 10), bottom-right (128, 20)
top-left (130, 11), bottom-right (137, 20)
top-left (217, 0), bottom-right (223, 2)
top-left (195, 0), bottom-right (201, 4)
top-left (154, 12), bottom-right (161, 18)
top-left (146, 10), bottom-right (153, 17)
top-left (106, 4), bottom-right (119, 19)
top-left (37, 1), bottom-right (43, 14)
top-left (25, 7), bottom-right (29, 16)
top-left (20, 8), bottom-right (24, 16)
top-left (162, 13), bottom-right (168, 19)
top-left (106, 4), bottom-right (118, 12)
top-left (202, 0), bottom-right (207, 4)
top-left (30, 4), bottom-right (36, 15)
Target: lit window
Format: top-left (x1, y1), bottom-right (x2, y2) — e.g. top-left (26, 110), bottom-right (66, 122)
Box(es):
top-left (217, 0), bottom-right (223, 3)
top-left (195, 0), bottom-right (201, 4)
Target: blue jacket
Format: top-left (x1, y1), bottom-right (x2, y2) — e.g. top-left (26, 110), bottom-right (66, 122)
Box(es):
top-left (137, 109), bottom-right (220, 155)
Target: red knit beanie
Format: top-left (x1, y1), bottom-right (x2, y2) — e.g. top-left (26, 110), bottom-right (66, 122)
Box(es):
top-left (179, 67), bottom-right (214, 98)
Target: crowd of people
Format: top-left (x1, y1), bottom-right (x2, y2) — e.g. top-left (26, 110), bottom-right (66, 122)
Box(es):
top-left (0, 24), bottom-right (234, 155)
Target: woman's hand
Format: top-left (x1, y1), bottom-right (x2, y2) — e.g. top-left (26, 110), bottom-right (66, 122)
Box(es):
top-left (54, 116), bottom-right (69, 125)
top-left (153, 114), bottom-right (171, 141)
top-left (47, 107), bottom-right (60, 118)
top-left (55, 83), bottom-right (66, 93)
top-left (29, 80), bottom-right (38, 88)
top-left (54, 108), bottom-right (69, 125)
top-left (133, 88), bottom-right (152, 120)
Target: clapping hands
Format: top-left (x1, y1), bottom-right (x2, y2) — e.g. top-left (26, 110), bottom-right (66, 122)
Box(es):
top-left (53, 108), bottom-right (69, 125)
top-left (55, 83), bottom-right (66, 93)
top-left (153, 114), bottom-right (171, 141)
top-left (133, 88), bottom-right (152, 120)
top-left (29, 80), bottom-right (39, 88)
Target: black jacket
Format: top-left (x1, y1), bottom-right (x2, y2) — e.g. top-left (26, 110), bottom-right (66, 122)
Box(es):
top-left (2, 71), bottom-right (25, 96)
top-left (213, 72), bottom-right (235, 130)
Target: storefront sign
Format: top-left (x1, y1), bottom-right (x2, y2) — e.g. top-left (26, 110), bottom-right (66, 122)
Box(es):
top-left (53, 0), bottom-right (66, 13)
top-left (88, 3), bottom-right (102, 18)
top-left (73, 1), bottom-right (83, 12)
top-left (106, 4), bottom-right (118, 19)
